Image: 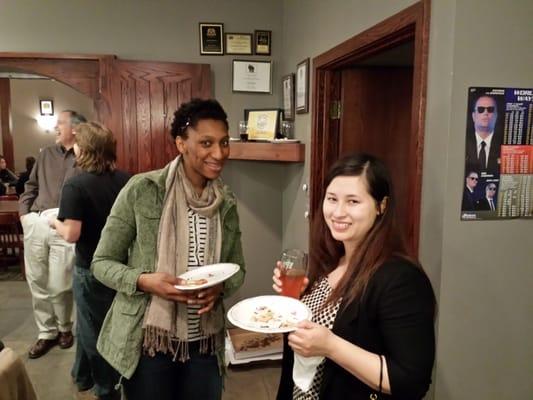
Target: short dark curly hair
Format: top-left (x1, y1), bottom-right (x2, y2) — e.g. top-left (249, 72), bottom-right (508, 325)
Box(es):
top-left (170, 98), bottom-right (229, 139)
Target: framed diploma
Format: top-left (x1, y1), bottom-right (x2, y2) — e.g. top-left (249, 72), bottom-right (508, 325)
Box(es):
top-left (199, 23), bottom-right (224, 55)
top-left (254, 30), bottom-right (271, 55)
top-left (39, 99), bottom-right (54, 116)
top-left (225, 33), bottom-right (253, 55)
top-left (282, 74), bottom-right (295, 121)
top-left (296, 58), bottom-right (309, 114)
top-left (245, 109), bottom-right (281, 141)
top-left (232, 60), bottom-right (272, 94)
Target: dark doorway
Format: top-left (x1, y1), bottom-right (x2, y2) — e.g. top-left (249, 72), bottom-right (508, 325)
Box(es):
top-left (310, 1), bottom-right (429, 255)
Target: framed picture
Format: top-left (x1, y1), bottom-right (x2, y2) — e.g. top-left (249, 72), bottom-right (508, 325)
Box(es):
top-left (225, 33), bottom-right (253, 55)
top-left (199, 23), bottom-right (224, 55)
top-left (244, 109), bottom-right (282, 141)
top-left (232, 59), bottom-right (272, 94)
top-left (39, 100), bottom-right (54, 116)
top-left (282, 73), bottom-right (295, 121)
top-left (254, 30), bottom-right (271, 55)
top-left (296, 58), bottom-right (310, 114)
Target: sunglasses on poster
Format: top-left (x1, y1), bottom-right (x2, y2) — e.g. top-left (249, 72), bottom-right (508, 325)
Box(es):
top-left (488, 187), bottom-right (497, 191)
top-left (468, 176), bottom-right (479, 181)
top-left (476, 106), bottom-right (495, 114)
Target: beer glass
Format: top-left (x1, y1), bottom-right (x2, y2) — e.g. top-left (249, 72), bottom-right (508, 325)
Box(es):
top-left (279, 249), bottom-right (308, 298)
top-left (238, 121), bottom-right (248, 142)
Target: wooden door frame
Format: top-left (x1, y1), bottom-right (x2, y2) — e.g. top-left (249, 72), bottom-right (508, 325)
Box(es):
top-left (0, 52), bottom-right (121, 169)
top-left (310, 0), bottom-right (430, 254)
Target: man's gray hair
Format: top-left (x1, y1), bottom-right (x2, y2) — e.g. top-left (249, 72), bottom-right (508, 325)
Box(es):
top-left (63, 110), bottom-right (87, 126)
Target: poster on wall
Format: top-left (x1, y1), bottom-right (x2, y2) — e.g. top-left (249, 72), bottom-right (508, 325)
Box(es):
top-left (461, 87), bottom-right (533, 220)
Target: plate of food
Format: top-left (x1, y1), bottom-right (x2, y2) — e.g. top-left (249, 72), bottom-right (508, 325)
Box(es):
top-left (227, 295), bottom-right (312, 333)
top-left (174, 263), bottom-right (240, 291)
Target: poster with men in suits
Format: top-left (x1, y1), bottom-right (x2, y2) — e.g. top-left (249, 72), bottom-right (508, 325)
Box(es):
top-left (461, 87), bottom-right (533, 220)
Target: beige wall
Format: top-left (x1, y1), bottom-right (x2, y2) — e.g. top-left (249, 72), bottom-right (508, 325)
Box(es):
top-left (0, 0), bottom-right (285, 306)
top-left (9, 79), bottom-right (95, 172)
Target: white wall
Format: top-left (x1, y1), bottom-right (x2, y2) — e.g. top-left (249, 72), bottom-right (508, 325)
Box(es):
top-left (9, 79), bottom-right (95, 171)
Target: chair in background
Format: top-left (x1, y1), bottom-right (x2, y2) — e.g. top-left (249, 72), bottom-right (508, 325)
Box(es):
top-left (0, 213), bottom-right (24, 279)
top-left (0, 195), bottom-right (19, 201)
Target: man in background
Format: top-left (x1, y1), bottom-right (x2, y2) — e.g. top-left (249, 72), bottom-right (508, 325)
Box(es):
top-left (475, 182), bottom-right (498, 211)
top-left (19, 110), bottom-right (87, 359)
top-left (16, 156), bottom-right (36, 195)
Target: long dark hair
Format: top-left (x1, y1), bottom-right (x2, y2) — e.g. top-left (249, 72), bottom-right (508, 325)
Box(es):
top-left (308, 153), bottom-right (418, 308)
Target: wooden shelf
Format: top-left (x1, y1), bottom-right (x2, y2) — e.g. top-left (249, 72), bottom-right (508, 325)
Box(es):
top-left (229, 142), bottom-right (305, 162)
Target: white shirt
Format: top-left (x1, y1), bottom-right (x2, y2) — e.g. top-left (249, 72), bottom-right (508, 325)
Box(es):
top-left (475, 131), bottom-right (494, 166)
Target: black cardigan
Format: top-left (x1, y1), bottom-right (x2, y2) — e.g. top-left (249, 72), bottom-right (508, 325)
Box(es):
top-left (276, 259), bottom-right (435, 400)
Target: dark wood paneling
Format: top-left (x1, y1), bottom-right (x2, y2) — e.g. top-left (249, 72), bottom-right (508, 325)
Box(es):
top-left (229, 142), bottom-right (305, 162)
top-left (339, 67), bottom-right (413, 234)
top-left (115, 60), bottom-right (211, 172)
top-left (311, 0), bottom-right (430, 256)
top-left (0, 79), bottom-right (14, 168)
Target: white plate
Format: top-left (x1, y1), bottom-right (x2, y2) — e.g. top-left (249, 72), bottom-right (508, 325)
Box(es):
top-left (174, 263), bottom-right (240, 291)
top-left (40, 208), bottom-right (59, 219)
top-left (269, 139), bottom-right (300, 143)
top-left (227, 295), bottom-right (312, 333)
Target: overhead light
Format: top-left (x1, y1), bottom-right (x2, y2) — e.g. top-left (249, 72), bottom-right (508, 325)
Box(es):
top-left (36, 115), bottom-right (57, 132)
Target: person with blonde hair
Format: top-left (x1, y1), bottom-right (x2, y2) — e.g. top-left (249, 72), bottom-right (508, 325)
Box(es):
top-left (52, 121), bottom-right (129, 400)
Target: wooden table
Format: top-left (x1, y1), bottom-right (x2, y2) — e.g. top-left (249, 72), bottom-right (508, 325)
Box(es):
top-left (0, 201), bottom-right (19, 214)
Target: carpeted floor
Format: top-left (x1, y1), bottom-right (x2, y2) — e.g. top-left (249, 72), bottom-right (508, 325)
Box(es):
top-left (0, 263), bottom-right (24, 281)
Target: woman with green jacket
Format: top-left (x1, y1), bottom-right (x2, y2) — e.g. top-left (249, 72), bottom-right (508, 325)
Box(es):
top-left (91, 99), bottom-right (245, 400)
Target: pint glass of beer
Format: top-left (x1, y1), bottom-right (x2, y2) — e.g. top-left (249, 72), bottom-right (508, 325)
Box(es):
top-left (280, 249), bottom-right (308, 298)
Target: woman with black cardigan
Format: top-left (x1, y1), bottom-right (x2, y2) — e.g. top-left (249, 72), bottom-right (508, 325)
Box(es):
top-left (273, 154), bottom-right (436, 399)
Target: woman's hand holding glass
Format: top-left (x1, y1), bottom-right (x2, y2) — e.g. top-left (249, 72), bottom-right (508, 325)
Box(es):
top-left (272, 261), bottom-right (309, 297)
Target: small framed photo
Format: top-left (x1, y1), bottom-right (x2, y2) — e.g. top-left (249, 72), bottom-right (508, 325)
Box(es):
top-left (282, 73), bottom-right (295, 121)
top-left (232, 59), bottom-right (272, 94)
top-left (244, 109), bottom-right (282, 141)
top-left (254, 30), bottom-right (271, 55)
top-left (199, 23), bottom-right (224, 55)
top-left (296, 58), bottom-right (309, 114)
top-left (39, 100), bottom-right (54, 116)
top-left (225, 33), bottom-right (253, 55)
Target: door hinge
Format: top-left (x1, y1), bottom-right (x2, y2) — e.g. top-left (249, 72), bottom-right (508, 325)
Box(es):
top-left (330, 100), bottom-right (341, 120)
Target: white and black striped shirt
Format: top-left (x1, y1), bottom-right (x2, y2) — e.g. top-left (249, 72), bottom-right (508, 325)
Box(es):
top-left (187, 207), bottom-right (208, 341)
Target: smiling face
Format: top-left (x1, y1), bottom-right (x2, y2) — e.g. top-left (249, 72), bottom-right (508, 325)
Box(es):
top-left (55, 111), bottom-right (75, 147)
top-left (322, 175), bottom-right (381, 251)
top-left (175, 119), bottom-right (230, 191)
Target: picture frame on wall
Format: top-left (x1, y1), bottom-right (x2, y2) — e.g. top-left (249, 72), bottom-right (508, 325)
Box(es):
top-left (282, 73), bottom-right (295, 121)
top-left (199, 22), bottom-right (224, 55)
top-left (244, 108), bottom-right (282, 141)
top-left (39, 99), bottom-right (54, 116)
top-left (232, 59), bottom-right (272, 94)
top-left (296, 58), bottom-right (310, 114)
top-left (254, 30), bottom-right (271, 55)
top-left (225, 33), bottom-right (253, 55)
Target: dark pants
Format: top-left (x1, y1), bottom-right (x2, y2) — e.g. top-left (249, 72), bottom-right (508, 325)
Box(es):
top-left (71, 266), bottom-right (119, 399)
top-left (123, 342), bottom-right (222, 400)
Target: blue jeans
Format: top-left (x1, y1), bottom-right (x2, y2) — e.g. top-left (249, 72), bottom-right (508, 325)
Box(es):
top-left (123, 342), bottom-right (222, 400)
top-left (71, 266), bottom-right (119, 399)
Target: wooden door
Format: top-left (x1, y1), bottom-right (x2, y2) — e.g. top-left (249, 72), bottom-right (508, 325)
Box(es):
top-left (339, 67), bottom-right (414, 239)
top-left (111, 60), bottom-right (211, 173)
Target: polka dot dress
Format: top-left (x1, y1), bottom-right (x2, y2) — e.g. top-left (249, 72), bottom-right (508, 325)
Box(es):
top-left (293, 277), bottom-right (342, 400)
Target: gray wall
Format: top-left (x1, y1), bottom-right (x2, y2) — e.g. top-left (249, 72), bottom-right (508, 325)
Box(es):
top-left (0, 0), bottom-right (285, 304)
top-left (9, 79), bottom-right (95, 171)
top-left (2, 0), bottom-right (532, 398)
top-left (280, 0), bottom-right (532, 399)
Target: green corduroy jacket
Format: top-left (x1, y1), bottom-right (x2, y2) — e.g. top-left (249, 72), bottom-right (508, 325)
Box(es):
top-left (91, 163), bottom-right (245, 379)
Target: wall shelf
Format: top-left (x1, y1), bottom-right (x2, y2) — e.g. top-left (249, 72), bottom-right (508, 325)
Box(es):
top-left (229, 142), bottom-right (305, 162)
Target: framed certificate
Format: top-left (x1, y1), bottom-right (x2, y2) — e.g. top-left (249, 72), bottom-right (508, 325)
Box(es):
top-left (254, 30), bottom-right (271, 55)
top-left (39, 99), bottom-right (54, 116)
top-left (245, 109), bottom-right (281, 141)
top-left (199, 23), bottom-right (224, 55)
top-left (225, 33), bottom-right (253, 55)
top-left (232, 60), bottom-right (272, 94)
top-left (296, 58), bottom-right (310, 114)
top-left (282, 74), bottom-right (295, 121)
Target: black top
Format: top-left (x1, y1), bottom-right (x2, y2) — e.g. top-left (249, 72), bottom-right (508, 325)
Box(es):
top-left (277, 258), bottom-right (436, 400)
top-left (58, 170), bottom-right (130, 269)
top-left (16, 170), bottom-right (31, 195)
top-left (0, 169), bottom-right (17, 185)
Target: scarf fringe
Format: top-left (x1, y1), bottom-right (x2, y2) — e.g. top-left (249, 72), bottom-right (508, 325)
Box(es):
top-left (143, 325), bottom-right (222, 362)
